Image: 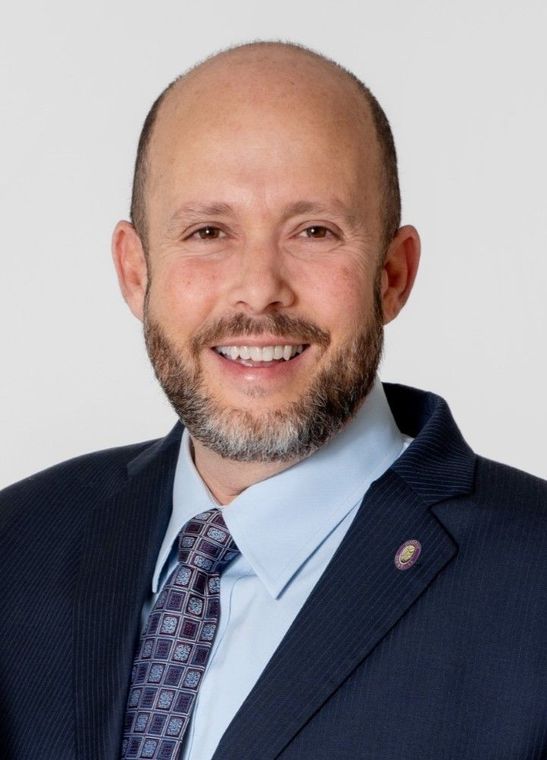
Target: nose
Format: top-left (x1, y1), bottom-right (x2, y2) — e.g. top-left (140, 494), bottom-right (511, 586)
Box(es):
top-left (227, 240), bottom-right (296, 314)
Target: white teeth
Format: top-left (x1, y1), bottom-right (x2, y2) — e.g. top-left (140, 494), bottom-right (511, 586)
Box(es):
top-left (215, 344), bottom-right (305, 362)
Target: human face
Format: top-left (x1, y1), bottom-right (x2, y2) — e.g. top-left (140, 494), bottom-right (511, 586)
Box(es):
top-left (130, 65), bottom-right (391, 462)
top-left (142, 124), bottom-right (385, 457)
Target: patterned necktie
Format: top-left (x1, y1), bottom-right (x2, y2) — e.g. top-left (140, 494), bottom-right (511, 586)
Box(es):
top-left (121, 509), bottom-right (239, 760)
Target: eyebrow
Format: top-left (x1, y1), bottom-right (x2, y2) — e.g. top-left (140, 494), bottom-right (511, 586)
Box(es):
top-left (281, 199), bottom-right (356, 223)
top-left (166, 203), bottom-right (232, 233)
top-left (167, 198), bottom-right (360, 231)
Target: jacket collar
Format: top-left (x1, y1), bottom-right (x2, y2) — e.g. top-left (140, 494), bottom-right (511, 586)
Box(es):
top-left (386, 382), bottom-right (476, 503)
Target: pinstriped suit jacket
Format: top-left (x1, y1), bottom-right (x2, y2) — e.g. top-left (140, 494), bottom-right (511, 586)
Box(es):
top-left (1, 383), bottom-right (546, 760)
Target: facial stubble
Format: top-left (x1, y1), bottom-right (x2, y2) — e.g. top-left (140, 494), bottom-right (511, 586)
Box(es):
top-left (144, 283), bottom-right (384, 463)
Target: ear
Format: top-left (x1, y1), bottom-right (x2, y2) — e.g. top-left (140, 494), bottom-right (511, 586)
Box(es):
top-left (111, 220), bottom-right (148, 322)
top-left (380, 225), bottom-right (421, 324)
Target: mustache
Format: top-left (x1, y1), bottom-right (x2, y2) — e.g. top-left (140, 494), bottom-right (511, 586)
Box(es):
top-left (190, 313), bottom-right (330, 354)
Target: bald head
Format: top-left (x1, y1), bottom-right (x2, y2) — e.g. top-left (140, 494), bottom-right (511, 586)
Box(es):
top-left (130, 41), bottom-right (401, 251)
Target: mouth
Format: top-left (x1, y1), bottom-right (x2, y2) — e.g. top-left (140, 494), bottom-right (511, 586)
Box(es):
top-left (212, 343), bottom-right (310, 368)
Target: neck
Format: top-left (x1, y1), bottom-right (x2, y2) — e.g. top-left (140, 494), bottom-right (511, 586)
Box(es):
top-left (190, 437), bottom-right (301, 505)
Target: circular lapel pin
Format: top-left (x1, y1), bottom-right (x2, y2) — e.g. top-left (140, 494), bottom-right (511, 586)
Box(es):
top-left (394, 539), bottom-right (422, 570)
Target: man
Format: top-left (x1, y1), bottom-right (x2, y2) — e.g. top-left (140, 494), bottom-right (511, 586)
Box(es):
top-left (0, 41), bottom-right (546, 760)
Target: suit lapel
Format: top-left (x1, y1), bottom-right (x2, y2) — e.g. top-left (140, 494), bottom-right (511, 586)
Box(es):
top-left (213, 384), bottom-right (476, 760)
top-left (73, 424), bottom-right (182, 760)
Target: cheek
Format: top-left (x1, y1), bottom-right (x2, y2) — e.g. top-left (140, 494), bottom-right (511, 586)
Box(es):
top-left (305, 260), bottom-right (375, 329)
top-left (147, 259), bottom-right (224, 327)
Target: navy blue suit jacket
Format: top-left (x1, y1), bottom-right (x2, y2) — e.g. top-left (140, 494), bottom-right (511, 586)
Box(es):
top-left (1, 383), bottom-right (546, 759)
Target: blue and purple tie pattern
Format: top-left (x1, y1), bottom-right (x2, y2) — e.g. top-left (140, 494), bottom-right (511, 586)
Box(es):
top-left (121, 509), bottom-right (239, 760)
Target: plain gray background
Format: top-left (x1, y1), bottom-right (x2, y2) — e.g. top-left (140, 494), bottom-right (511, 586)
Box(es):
top-left (1, 0), bottom-right (546, 487)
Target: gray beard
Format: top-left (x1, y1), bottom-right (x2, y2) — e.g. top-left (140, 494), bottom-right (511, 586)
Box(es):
top-left (144, 292), bottom-right (384, 463)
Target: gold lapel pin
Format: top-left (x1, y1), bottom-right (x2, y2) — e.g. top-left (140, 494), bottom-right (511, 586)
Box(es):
top-left (394, 539), bottom-right (422, 570)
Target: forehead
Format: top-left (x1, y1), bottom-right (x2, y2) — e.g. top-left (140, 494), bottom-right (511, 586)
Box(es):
top-left (146, 49), bottom-right (381, 219)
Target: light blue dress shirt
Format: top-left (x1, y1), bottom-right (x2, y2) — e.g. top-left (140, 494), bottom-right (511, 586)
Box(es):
top-left (144, 378), bottom-right (410, 760)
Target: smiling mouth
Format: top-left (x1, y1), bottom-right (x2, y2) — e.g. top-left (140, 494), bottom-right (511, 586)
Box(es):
top-left (213, 344), bottom-right (309, 366)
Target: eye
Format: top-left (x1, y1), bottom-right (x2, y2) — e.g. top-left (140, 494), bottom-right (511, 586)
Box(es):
top-left (300, 225), bottom-right (335, 239)
top-left (187, 226), bottom-right (224, 241)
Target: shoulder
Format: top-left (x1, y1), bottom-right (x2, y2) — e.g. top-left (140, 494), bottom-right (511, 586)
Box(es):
top-left (434, 455), bottom-right (547, 571)
top-left (473, 455), bottom-right (547, 512)
top-left (0, 437), bottom-right (161, 529)
top-left (0, 423), bottom-right (182, 587)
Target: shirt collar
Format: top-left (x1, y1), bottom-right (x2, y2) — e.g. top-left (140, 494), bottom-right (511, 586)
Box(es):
top-left (152, 377), bottom-right (406, 599)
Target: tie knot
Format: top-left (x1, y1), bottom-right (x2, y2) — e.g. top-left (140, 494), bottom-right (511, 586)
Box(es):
top-left (177, 509), bottom-right (239, 576)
